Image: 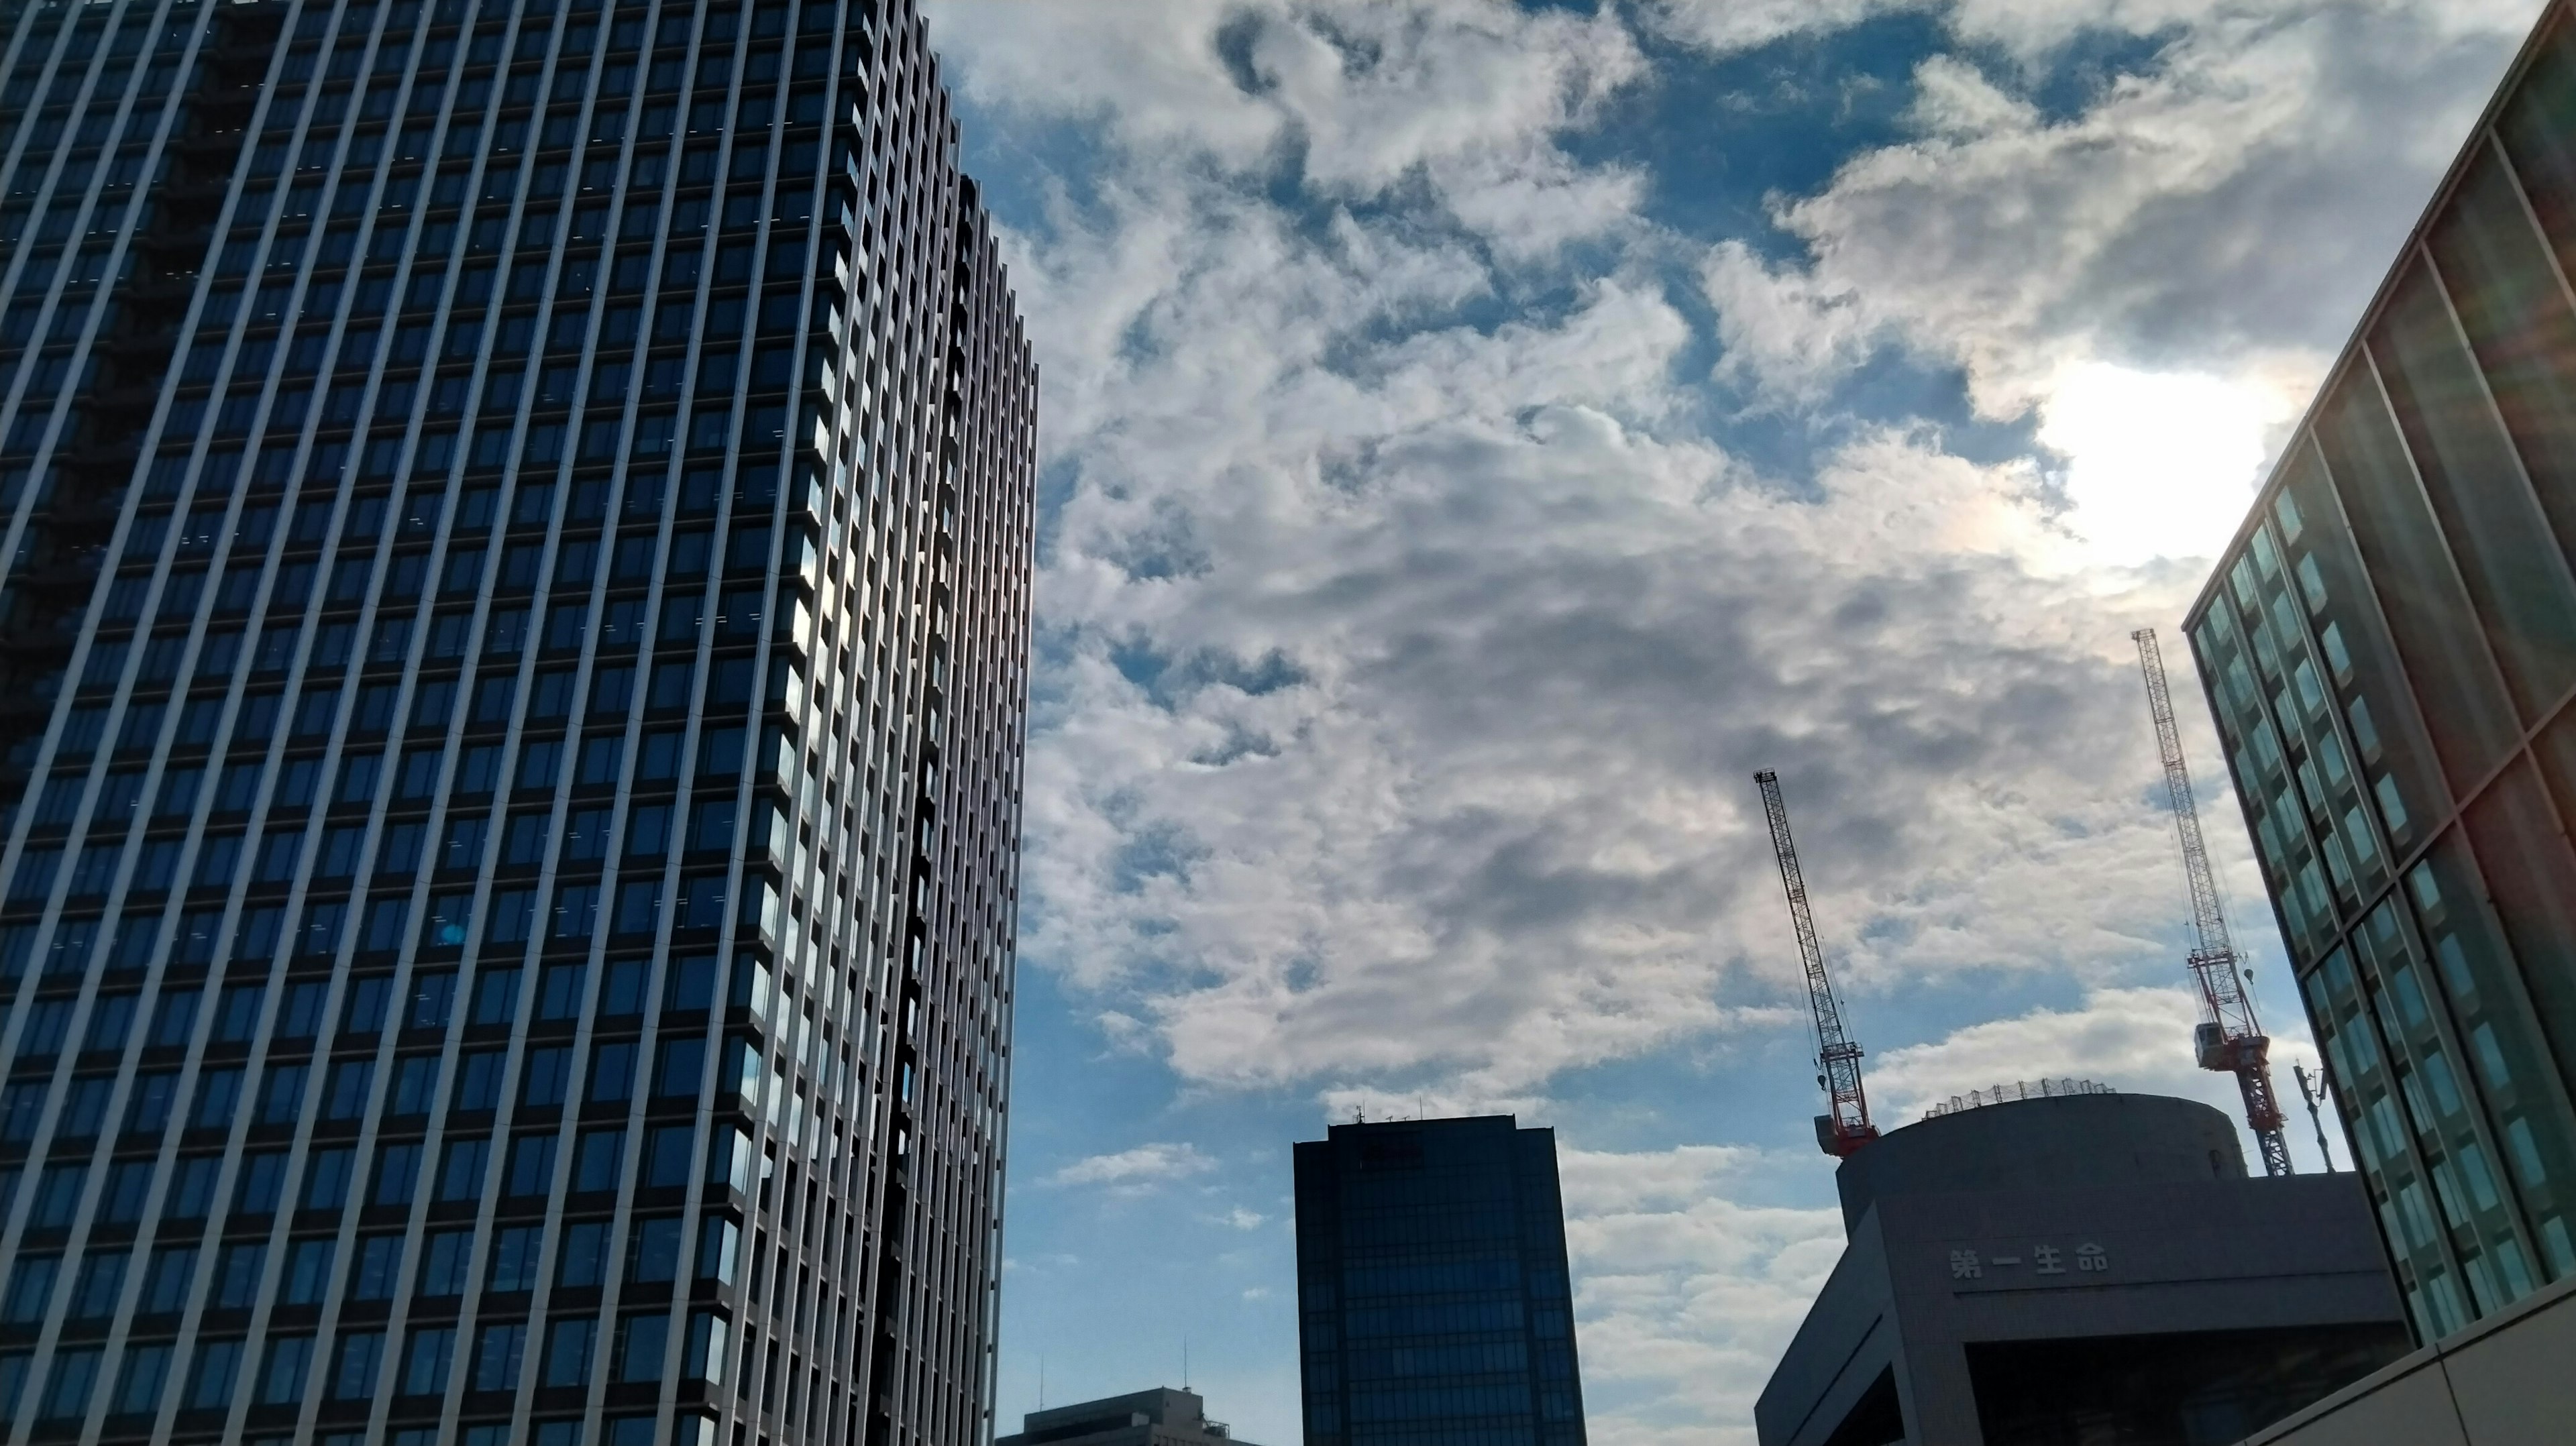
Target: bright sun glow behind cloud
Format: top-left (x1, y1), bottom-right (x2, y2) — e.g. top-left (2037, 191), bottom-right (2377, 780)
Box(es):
top-left (2040, 362), bottom-right (2281, 567)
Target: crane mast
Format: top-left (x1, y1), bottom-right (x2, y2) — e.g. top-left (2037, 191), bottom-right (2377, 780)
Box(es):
top-left (1755, 771), bottom-right (1879, 1158)
top-left (2132, 628), bottom-right (2293, 1177)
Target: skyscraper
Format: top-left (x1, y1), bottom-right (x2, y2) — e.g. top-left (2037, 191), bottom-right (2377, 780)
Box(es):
top-left (1293, 1115), bottom-right (1587, 1446)
top-left (2184, 0), bottom-right (2576, 1350)
top-left (0, 0), bottom-right (1033, 1443)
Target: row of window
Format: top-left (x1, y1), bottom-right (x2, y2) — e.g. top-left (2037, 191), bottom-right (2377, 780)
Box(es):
top-left (4, 952), bottom-right (729, 1046)
top-left (0, 1304), bottom-right (731, 1423)
top-left (1, 1115), bottom-right (717, 1231)
top-left (5, 1210), bottom-right (739, 1329)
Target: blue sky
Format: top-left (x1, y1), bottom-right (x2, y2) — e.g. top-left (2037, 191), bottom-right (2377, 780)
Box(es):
top-left (917, 1), bottom-right (2541, 1442)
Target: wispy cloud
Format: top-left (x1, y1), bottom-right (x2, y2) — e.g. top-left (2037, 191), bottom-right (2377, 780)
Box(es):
top-left (1047, 1143), bottom-right (1220, 1194)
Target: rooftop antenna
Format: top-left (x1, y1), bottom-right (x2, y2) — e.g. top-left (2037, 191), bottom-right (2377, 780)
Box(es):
top-left (2133, 628), bottom-right (2292, 1176)
top-left (2294, 1062), bottom-right (2337, 1172)
top-left (1183, 1337), bottom-right (1191, 1390)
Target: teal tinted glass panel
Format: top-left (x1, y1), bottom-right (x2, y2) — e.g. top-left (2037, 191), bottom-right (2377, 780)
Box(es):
top-left (2377, 243), bottom-right (2576, 719)
top-left (2314, 362), bottom-right (2522, 791)
top-left (2432, 138), bottom-right (2576, 572)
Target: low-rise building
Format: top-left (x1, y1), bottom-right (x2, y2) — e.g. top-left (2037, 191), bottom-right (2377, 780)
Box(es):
top-left (1758, 1091), bottom-right (2409, 1446)
top-left (995, 1388), bottom-right (1260, 1446)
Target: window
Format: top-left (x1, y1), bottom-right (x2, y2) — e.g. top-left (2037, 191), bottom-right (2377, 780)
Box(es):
top-left (400, 1326), bottom-right (454, 1396)
top-left (278, 980), bottom-right (329, 1037)
top-left (506, 1133), bottom-right (559, 1195)
top-left (573, 1128), bottom-right (625, 1193)
top-left (40, 1347), bottom-right (101, 1421)
top-left (184, 1339), bottom-right (242, 1411)
top-left (99, 1161), bottom-right (153, 1223)
top-left (323, 1060), bottom-right (375, 1119)
top-left (166, 1157), bottom-right (220, 1218)
top-left (654, 1035), bottom-right (705, 1097)
top-left (191, 1067), bottom-right (244, 1129)
top-left (613, 1311), bottom-right (667, 1382)
top-left (350, 1235), bottom-right (404, 1300)
top-left (213, 984), bottom-right (264, 1042)
top-left (538, 962), bottom-right (588, 1019)
top-left (455, 1049), bottom-right (506, 1111)
top-left (303, 1147), bottom-right (356, 1210)
top-left (258, 1063), bottom-right (309, 1123)
top-left (419, 1230), bottom-right (474, 1298)
top-left (694, 1215), bottom-right (739, 1284)
top-left (257, 1335), bottom-right (312, 1405)
top-left (370, 1143), bottom-right (422, 1207)
top-left (211, 1243), bottom-right (268, 1311)
top-left (282, 1239), bottom-right (335, 1305)
top-left (139, 1247), bottom-right (197, 1315)
top-left (643, 1123), bottom-right (694, 1188)
top-left (471, 966), bottom-right (523, 1024)
top-left (112, 1341), bottom-right (172, 1416)
top-left (541, 1317), bottom-right (595, 1388)
top-left (342, 975), bottom-right (391, 1034)
top-left (521, 1045), bottom-right (572, 1107)
top-left (390, 1055), bottom-right (441, 1115)
top-left (472, 1322), bottom-right (527, 1394)
top-left (437, 1137), bottom-right (490, 1201)
top-left (329, 1330), bottom-right (383, 1399)
top-left (409, 969), bottom-right (457, 1028)
top-left (629, 1217), bottom-right (682, 1283)
top-left (490, 1226), bottom-right (545, 1292)
top-left (1, 1257), bottom-right (58, 1324)
top-left (589, 1040), bottom-right (636, 1103)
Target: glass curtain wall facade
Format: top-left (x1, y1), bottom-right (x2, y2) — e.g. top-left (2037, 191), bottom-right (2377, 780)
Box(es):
top-left (0, 0), bottom-right (1033, 1443)
top-left (2186, 0), bottom-right (2576, 1347)
top-left (1294, 1117), bottom-right (1587, 1446)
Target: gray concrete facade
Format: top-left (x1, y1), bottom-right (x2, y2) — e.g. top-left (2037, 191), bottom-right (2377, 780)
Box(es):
top-left (2231, 1275), bottom-right (2576, 1446)
top-left (1758, 1094), bottom-right (2410, 1446)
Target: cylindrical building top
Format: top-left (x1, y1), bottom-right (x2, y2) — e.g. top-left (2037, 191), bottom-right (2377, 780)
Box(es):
top-left (1833, 1092), bottom-right (2247, 1233)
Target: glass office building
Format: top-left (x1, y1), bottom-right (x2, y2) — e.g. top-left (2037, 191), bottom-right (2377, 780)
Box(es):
top-left (0, 0), bottom-right (1034, 1441)
top-left (2185, 0), bottom-right (2576, 1347)
top-left (1294, 1116), bottom-right (1587, 1446)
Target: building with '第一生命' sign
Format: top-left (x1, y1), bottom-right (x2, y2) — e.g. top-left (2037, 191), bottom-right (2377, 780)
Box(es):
top-left (1755, 1089), bottom-right (2410, 1446)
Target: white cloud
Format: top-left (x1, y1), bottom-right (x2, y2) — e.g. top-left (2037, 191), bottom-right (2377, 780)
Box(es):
top-left (933, 0), bottom-right (2460, 1437)
top-left (2038, 361), bottom-right (2288, 565)
top-left (1048, 1143), bottom-right (1220, 1191)
top-left (1868, 985), bottom-right (2328, 1161)
top-left (1647, 0), bottom-right (1927, 56)
top-left (1707, 0), bottom-right (2533, 475)
top-left (1560, 1146), bottom-right (1848, 1446)
top-left (932, 0), bottom-right (1650, 260)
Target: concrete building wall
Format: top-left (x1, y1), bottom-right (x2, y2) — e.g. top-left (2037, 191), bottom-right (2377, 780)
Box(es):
top-left (2236, 1274), bottom-right (2576, 1446)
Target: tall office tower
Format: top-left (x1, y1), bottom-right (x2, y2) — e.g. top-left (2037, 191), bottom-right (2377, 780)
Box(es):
top-left (1293, 1116), bottom-right (1587, 1446)
top-left (0, 1), bottom-right (1034, 1445)
top-left (2186, 0), bottom-right (2576, 1352)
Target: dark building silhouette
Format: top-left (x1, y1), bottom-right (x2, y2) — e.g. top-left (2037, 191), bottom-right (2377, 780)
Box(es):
top-left (0, 0), bottom-right (1033, 1442)
top-left (1756, 1091), bottom-right (2409, 1446)
top-left (994, 1386), bottom-right (1262, 1446)
top-left (1294, 1115), bottom-right (1587, 1446)
top-left (2183, 1), bottom-right (2576, 1437)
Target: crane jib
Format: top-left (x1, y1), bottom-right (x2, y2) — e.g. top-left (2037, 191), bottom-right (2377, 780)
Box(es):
top-left (1755, 770), bottom-right (1879, 1158)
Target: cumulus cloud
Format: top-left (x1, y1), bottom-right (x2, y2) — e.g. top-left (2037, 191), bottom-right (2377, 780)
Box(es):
top-left (1870, 985), bottom-right (2326, 1147)
top-left (1047, 1143), bottom-right (1220, 1192)
top-left (933, 0), bottom-right (1649, 260)
top-left (929, 0), bottom-right (2475, 1437)
top-left (1560, 1146), bottom-right (1847, 1446)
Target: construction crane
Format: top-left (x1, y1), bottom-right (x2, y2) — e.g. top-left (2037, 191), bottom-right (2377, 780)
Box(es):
top-left (2132, 628), bottom-right (2293, 1177)
top-left (1755, 770), bottom-right (1879, 1158)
